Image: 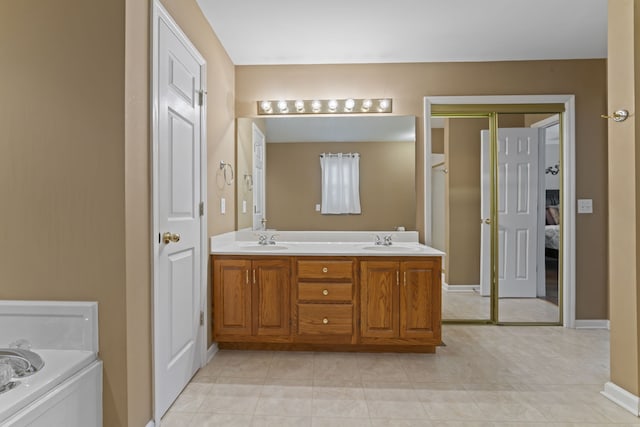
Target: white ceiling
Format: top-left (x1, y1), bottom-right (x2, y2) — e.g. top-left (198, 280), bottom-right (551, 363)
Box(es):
top-left (196, 0), bottom-right (607, 65)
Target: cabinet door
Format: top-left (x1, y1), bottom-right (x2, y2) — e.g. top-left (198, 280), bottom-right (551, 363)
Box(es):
top-left (400, 260), bottom-right (441, 339)
top-left (213, 259), bottom-right (252, 336)
top-left (360, 261), bottom-right (399, 338)
top-left (253, 259), bottom-right (291, 336)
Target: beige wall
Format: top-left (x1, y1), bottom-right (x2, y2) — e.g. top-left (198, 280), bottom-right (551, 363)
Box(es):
top-left (0, 1), bottom-right (128, 425)
top-left (444, 118), bottom-right (486, 285)
top-left (235, 60), bottom-right (608, 319)
top-left (608, 0), bottom-right (640, 396)
top-left (432, 128), bottom-right (445, 154)
top-left (125, 0), bottom-right (152, 424)
top-left (266, 141), bottom-right (416, 231)
top-left (1, 0), bottom-right (235, 425)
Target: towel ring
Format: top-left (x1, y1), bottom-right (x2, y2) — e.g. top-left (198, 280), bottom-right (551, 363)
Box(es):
top-left (220, 161), bottom-right (234, 186)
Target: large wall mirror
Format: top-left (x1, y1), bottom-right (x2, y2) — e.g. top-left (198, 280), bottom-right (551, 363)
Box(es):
top-left (236, 115), bottom-right (416, 231)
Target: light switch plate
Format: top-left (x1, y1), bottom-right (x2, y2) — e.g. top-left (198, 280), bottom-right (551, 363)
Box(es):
top-left (220, 197), bottom-right (226, 214)
top-left (577, 199), bottom-right (593, 214)
top-left (315, 204), bottom-right (321, 212)
top-left (242, 200), bottom-right (247, 214)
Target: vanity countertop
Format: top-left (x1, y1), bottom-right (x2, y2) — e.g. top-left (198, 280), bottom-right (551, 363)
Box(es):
top-left (210, 231), bottom-right (444, 257)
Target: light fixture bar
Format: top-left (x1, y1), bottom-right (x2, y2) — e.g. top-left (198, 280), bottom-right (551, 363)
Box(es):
top-left (257, 98), bottom-right (392, 115)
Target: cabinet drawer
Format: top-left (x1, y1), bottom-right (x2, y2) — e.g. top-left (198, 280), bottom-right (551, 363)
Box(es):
top-left (297, 260), bottom-right (353, 280)
top-left (298, 304), bottom-right (353, 335)
top-left (298, 282), bottom-right (353, 302)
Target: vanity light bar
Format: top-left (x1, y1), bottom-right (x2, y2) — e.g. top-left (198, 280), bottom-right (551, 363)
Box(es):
top-left (257, 98), bottom-right (392, 115)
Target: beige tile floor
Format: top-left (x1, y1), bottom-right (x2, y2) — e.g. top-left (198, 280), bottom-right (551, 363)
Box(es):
top-left (443, 290), bottom-right (560, 323)
top-left (162, 325), bottom-right (640, 426)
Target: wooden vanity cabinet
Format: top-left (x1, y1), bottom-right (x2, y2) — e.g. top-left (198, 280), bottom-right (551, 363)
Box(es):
top-left (360, 259), bottom-right (441, 344)
top-left (213, 257), bottom-right (291, 342)
top-left (212, 254), bottom-right (441, 351)
top-left (294, 258), bottom-right (356, 344)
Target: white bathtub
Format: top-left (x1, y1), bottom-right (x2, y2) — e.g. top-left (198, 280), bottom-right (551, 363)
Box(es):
top-left (0, 302), bottom-right (102, 427)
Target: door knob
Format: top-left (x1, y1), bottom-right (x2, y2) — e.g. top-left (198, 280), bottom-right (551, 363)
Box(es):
top-left (601, 109), bottom-right (629, 122)
top-left (481, 218), bottom-right (491, 225)
top-left (162, 232), bottom-right (181, 244)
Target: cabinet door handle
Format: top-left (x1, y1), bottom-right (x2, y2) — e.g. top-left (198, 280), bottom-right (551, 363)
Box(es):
top-left (322, 267), bottom-right (328, 273)
top-left (396, 270), bottom-right (400, 286)
top-left (404, 271), bottom-right (407, 286)
top-left (322, 289), bottom-right (329, 296)
top-left (322, 317), bottom-right (329, 325)
top-left (253, 269), bottom-right (256, 285)
top-left (246, 269), bottom-right (249, 285)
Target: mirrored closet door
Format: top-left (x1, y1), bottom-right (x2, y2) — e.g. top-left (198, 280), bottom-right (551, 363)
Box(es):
top-left (433, 108), bottom-right (562, 325)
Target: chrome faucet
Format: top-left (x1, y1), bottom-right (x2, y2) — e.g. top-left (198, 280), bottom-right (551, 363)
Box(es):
top-left (257, 233), bottom-right (278, 246)
top-left (374, 234), bottom-right (393, 246)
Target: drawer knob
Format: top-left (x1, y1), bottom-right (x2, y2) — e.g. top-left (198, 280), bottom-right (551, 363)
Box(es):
top-left (322, 317), bottom-right (329, 325)
top-left (322, 289), bottom-right (329, 296)
top-left (322, 267), bottom-right (328, 273)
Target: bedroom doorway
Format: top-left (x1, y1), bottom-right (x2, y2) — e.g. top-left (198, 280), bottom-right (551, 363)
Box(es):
top-left (425, 95), bottom-right (574, 326)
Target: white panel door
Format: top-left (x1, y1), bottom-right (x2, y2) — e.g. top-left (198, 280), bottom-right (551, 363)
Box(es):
top-left (481, 128), bottom-right (539, 298)
top-left (253, 124), bottom-right (266, 230)
top-left (155, 12), bottom-right (203, 419)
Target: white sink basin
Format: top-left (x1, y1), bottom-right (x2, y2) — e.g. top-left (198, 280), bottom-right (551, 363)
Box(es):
top-left (362, 246), bottom-right (420, 252)
top-left (240, 245), bottom-right (288, 251)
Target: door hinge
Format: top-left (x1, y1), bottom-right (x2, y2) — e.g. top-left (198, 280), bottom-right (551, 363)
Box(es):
top-left (199, 311), bottom-right (204, 326)
top-left (199, 201), bottom-right (204, 217)
top-left (198, 90), bottom-right (206, 106)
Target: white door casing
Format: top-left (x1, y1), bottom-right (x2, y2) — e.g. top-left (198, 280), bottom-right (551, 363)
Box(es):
top-left (480, 128), bottom-right (540, 298)
top-left (252, 124), bottom-right (266, 230)
top-left (152, 1), bottom-right (207, 421)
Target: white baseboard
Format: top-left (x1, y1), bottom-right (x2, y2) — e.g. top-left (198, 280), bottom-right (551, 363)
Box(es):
top-left (206, 342), bottom-right (219, 364)
top-left (602, 382), bottom-right (640, 416)
top-left (575, 319), bottom-right (610, 330)
top-left (442, 283), bottom-right (479, 293)
top-left (145, 421), bottom-right (155, 427)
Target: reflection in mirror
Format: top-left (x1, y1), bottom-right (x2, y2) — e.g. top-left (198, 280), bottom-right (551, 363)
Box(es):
top-left (433, 116), bottom-right (492, 321)
top-left (236, 116), bottom-right (416, 231)
top-left (435, 113), bottom-right (561, 324)
top-left (497, 113), bottom-right (560, 323)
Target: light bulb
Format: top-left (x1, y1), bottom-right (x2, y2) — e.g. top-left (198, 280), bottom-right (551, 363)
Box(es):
top-left (361, 99), bottom-right (372, 112)
top-left (328, 99), bottom-right (338, 112)
top-left (344, 98), bottom-right (355, 111)
top-left (260, 101), bottom-right (272, 113)
top-left (277, 100), bottom-right (288, 113)
top-left (378, 99), bottom-right (390, 111)
top-left (311, 100), bottom-right (322, 113)
top-left (295, 100), bottom-right (305, 112)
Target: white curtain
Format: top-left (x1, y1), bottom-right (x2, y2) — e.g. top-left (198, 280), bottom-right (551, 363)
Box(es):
top-left (320, 153), bottom-right (361, 214)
